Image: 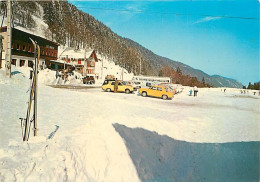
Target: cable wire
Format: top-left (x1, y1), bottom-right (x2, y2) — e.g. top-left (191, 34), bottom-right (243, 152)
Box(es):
top-left (75, 6), bottom-right (259, 21)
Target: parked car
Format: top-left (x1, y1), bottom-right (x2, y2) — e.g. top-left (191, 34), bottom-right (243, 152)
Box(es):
top-left (123, 81), bottom-right (140, 91)
top-left (83, 76), bottom-right (95, 84)
top-left (132, 81), bottom-right (142, 90)
top-left (139, 85), bottom-right (173, 100)
top-left (105, 75), bottom-right (115, 81)
top-left (159, 83), bottom-right (177, 94)
top-left (102, 80), bottom-right (134, 94)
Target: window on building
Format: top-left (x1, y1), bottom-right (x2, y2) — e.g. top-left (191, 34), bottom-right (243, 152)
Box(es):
top-left (11, 59), bottom-right (16, 66)
top-left (17, 44), bottom-right (20, 50)
top-left (28, 60), bottom-right (34, 68)
top-left (87, 69), bottom-right (94, 74)
top-left (28, 46), bottom-right (31, 52)
top-left (23, 45), bottom-right (26, 51)
top-left (20, 60), bottom-right (25, 67)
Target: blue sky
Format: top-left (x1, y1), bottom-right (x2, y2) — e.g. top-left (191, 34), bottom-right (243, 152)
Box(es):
top-left (69, 0), bottom-right (259, 85)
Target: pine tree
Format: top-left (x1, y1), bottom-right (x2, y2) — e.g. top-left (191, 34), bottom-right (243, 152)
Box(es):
top-left (176, 66), bottom-right (182, 74)
top-left (247, 82), bottom-right (253, 89)
top-left (202, 77), bottom-right (205, 85)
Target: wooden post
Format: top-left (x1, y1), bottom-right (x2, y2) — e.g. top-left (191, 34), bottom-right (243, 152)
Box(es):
top-left (139, 58), bottom-right (142, 75)
top-left (6, 0), bottom-right (12, 77)
top-left (64, 56), bottom-right (66, 70)
top-left (101, 58), bottom-right (103, 79)
top-left (83, 48), bottom-right (87, 77)
top-left (0, 35), bottom-right (3, 69)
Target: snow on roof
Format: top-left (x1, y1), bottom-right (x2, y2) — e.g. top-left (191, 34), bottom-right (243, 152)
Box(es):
top-left (59, 48), bottom-right (94, 59)
top-left (13, 26), bottom-right (59, 46)
top-left (52, 59), bottom-right (74, 66)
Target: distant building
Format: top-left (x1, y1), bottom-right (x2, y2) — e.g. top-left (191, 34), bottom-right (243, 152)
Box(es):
top-left (132, 75), bottom-right (171, 87)
top-left (59, 48), bottom-right (99, 79)
top-left (0, 26), bottom-right (59, 69)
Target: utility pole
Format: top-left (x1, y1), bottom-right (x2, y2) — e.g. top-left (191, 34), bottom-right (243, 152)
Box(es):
top-left (121, 67), bottom-right (124, 81)
top-left (101, 58), bottom-right (103, 79)
top-left (64, 55), bottom-right (66, 70)
top-left (6, 0), bottom-right (12, 77)
top-left (139, 57), bottom-right (142, 75)
top-left (83, 48), bottom-right (87, 77)
top-left (0, 35), bottom-right (3, 69)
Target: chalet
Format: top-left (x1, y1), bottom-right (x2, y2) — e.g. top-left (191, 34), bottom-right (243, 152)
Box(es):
top-left (59, 48), bottom-right (99, 79)
top-left (0, 26), bottom-right (59, 69)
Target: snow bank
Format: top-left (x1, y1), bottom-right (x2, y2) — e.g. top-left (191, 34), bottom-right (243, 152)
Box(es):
top-left (38, 68), bottom-right (83, 86)
top-left (0, 68), bottom-right (140, 181)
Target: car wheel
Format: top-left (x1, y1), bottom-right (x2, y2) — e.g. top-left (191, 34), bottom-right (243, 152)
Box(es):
top-left (142, 92), bottom-right (147, 97)
top-left (106, 88), bottom-right (111, 92)
top-left (162, 95), bottom-right (168, 100)
top-left (125, 89), bottom-right (130, 94)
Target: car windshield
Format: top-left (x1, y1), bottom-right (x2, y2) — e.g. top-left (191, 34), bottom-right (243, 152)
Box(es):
top-left (122, 81), bottom-right (126, 85)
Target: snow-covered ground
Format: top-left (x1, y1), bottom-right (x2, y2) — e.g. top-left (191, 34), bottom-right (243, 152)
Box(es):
top-left (0, 67), bottom-right (259, 181)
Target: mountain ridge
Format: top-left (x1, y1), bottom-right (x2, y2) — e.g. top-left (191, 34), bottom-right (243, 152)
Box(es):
top-left (1, 0), bottom-right (243, 88)
top-left (125, 38), bottom-right (243, 87)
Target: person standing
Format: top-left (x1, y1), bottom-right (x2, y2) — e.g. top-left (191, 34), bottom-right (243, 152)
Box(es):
top-left (194, 86), bottom-right (198, 97)
top-left (114, 78), bottom-right (119, 93)
top-left (189, 89), bottom-right (193, 96)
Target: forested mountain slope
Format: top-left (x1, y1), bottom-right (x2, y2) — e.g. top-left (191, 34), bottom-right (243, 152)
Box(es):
top-left (0, 0), bottom-right (243, 88)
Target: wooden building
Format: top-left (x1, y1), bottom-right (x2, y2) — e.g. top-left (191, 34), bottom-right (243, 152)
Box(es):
top-left (0, 26), bottom-right (59, 69)
top-left (59, 48), bottom-right (99, 79)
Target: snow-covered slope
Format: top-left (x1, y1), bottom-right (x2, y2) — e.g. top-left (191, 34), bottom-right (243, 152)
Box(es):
top-left (0, 67), bottom-right (259, 181)
top-left (0, 68), bottom-right (140, 181)
top-left (95, 54), bottom-right (134, 83)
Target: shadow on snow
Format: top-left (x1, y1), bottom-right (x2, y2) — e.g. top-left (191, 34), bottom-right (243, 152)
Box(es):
top-left (113, 123), bottom-right (259, 182)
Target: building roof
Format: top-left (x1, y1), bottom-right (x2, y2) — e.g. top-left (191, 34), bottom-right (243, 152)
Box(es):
top-left (52, 59), bottom-right (74, 66)
top-left (59, 48), bottom-right (96, 59)
top-left (0, 26), bottom-right (59, 46)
